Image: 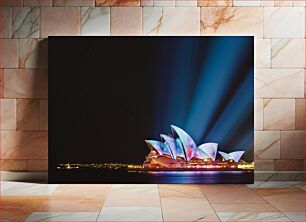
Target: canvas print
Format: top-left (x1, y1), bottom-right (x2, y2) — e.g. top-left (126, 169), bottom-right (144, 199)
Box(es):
top-left (49, 36), bottom-right (254, 184)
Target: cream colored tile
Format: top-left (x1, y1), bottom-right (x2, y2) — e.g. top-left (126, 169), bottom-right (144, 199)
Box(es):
top-left (158, 184), bottom-right (203, 198)
top-left (255, 39), bottom-right (271, 68)
top-left (212, 203), bottom-right (278, 212)
top-left (274, 0), bottom-right (293, 6)
top-left (272, 39), bottom-right (305, 68)
top-left (280, 131), bottom-right (305, 159)
top-left (161, 197), bottom-right (219, 221)
top-left (255, 99), bottom-right (263, 130)
top-left (0, 99), bottom-right (16, 130)
top-left (110, 7), bottom-right (142, 35)
top-left (293, 0), bottom-right (305, 6)
top-left (53, 0), bottom-right (95, 6)
top-left (233, 0), bottom-right (260, 6)
top-left (143, 7), bottom-right (200, 35)
top-left (255, 69), bottom-right (304, 98)
top-left (103, 184), bottom-right (160, 207)
top-left (81, 7), bottom-right (110, 36)
top-left (154, 0), bottom-right (175, 6)
top-left (295, 99), bottom-right (305, 130)
top-left (200, 7), bottom-right (263, 38)
top-left (263, 99), bottom-right (295, 130)
top-left (217, 212), bottom-right (291, 221)
top-left (141, 0), bottom-right (153, 6)
top-left (261, 0), bottom-right (274, 6)
top-left (98, 207), bottom-right (162, 221)
top-left (176, 0), bottom-right (197, 6)
top-left (264, 7), bottom-right (305, 38)
top-left (200, 185), bottom-right (266, 204)
top-left (254, 159), bottom-right (275, 171)
top-left (255, 131), bottom-right (280, 160)
top-left (198, 0), bottom-right (232, 6)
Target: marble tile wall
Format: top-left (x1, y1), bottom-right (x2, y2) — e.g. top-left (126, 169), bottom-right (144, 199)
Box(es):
top-left (0, 0), bottom-right (304, 174)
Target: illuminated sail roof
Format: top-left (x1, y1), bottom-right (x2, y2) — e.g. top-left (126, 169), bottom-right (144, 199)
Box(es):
top-left (145, 125), bottom-right (245, 163)
top-left (160, 134), bottom-right (177, 159)
top-left (198, 143), bottom-right (218, 161)
top-left (145, 140), bottom-right (173, 157)
top-left (218, 151), bottom-right (245, 162)
top-left (171, 125), bottom-right (198, 161)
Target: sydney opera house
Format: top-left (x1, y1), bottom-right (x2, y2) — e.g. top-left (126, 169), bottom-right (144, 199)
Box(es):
top-left (143, 125), bottom-right (252, 170)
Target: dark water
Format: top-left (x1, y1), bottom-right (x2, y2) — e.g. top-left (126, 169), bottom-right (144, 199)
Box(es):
top-left (49, 169), bottom-right (254, 184)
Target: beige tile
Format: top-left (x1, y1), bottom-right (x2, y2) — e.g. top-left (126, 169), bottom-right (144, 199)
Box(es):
top-left (3, 69), bottom-right (48, 99)
top-left (23, 0), bottom-right (52, 6)
top-left (0, 131), bottom-right (48, 159)
top-left (295, 99), bottom-right (305, 130)
top-left (0, 0), bottom-right (23, 6)
top-left (40, 99), bottom-right (48, 130)
top-left (98, 207), bottom-right (162, 221)
top-left (263, 99), bottom-right (295, 130)
top-left (52, 184), bottom-right (111, 198)
top-left (293, 0), bottom-right (305, 6)
top-left (254, 159), bottom-right (275, 171)
top-left (81, 7), bottom-right (110, 36)
top-left (274, 160), bottom-right (304, 171)
top-left (41, 7), bottom-right (80, 38)
top-left (272, 39), bottom-right (305, 68)
top-left (255, 99), bottom-right (263, 130)
top-left (161, 197), bottom-right (219, 221)
top-left (0, 159), bottom-right (27, 171)
top-left (103, 184), bottom-right (160, 207)
top-left (255, 131), bottom-right (280, 160)
top-left (233, 0), bottom-right (260, 6)
top-left (280, 131), bottom-right (305, 160)
top-left (0, 99), bottom-right (16, 130)
top-left (255, 188), bottom-right (305, 212)
top-left (38, 196), bottom-right (104, 212)
top-left (217, 212), bottom-right (291, 221)
top-left (154, 0), bottom-right (175, 6)
top-left (200, 7), bottom-right (263, 38)
top-left (199, 185), bottom-right (266, 204)
top-left (0, 39), bottom-right (18, 68)
top-left (255, 69), bottom-right (304, 98)
top-left (143, 7), bottom-right (200, 35)
top-left (176, 0), bottom-right (197, 6)
top-left (255, 39), bottom-right (271, 68)
top-left (264, 7), bottom-right (305, 38)
top-left (261, 0), bottom-right (274, 6)
top-left (17, 99), bottom-right (40, 130)
top-left (0, 7), bottom-right (11, 38)
top-left (19, 39), bottom-right (48, 68)
top-left (158, 184), bottom-right (203, 198)
top-left (212, 203), bottom-right (278, 212)
top-left (96, 0), bottom-right (140, 6)
top-left (141, 0), bottom-right (153, 6)
top-left (27, 159), bottom-right (48, 171)
top-left (53, 0), bottom-right (95, 6)
top-left (198, 0), bottom-right (232, 6)
top-left (12, 7), bottom-right (39, 38)
top-left (274, 0), bottom-right (293, 6)
top-left (110, 7), bottom-right (142, 35)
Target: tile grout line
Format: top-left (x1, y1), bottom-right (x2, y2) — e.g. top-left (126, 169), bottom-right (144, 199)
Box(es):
top-left (157, 184), bottom-right (165, 222)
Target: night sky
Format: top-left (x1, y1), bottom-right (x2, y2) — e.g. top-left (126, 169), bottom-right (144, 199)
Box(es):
top-left (49, 36), bottom-right (254, 167)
